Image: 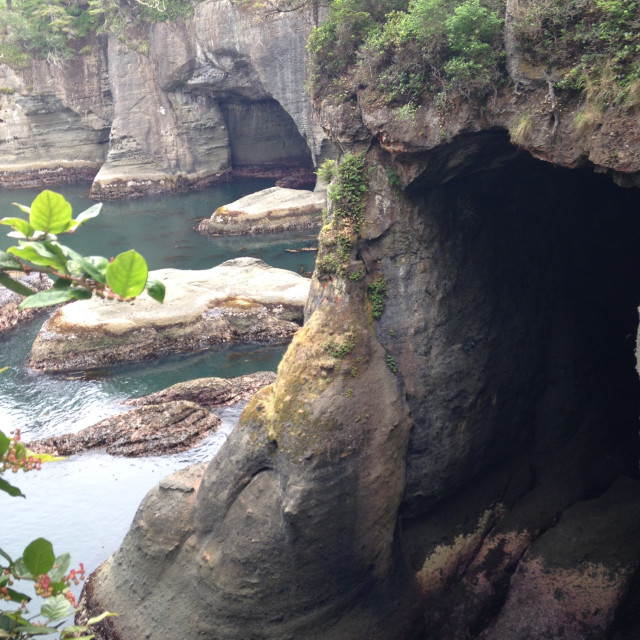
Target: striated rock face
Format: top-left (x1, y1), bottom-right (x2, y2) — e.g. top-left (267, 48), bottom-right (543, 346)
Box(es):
top-left (198, 186), bottom-right (326, 235)
top-left (0, 1), bottom-right (328, 196)
top-left (0, 48), bottom-right (111, 187)
top-left (28, 401), bottom-right (221, 457)
top-left (29, 258), bottom-right (310, 372)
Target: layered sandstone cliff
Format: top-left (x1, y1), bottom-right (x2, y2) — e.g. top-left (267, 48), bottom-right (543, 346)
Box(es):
top-left (0, 0), bottom-right (327, 197)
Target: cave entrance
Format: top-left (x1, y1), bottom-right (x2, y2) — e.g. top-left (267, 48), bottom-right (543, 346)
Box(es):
top-left (219, 99), bottom-right (313, 172)
top-left (402, 142), bottom-right (640, 516)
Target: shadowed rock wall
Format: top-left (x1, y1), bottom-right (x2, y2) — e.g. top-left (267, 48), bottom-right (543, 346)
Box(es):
top-left (80, 131), bottom-right (640, 639)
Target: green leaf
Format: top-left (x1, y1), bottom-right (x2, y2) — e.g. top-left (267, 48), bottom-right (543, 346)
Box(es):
top-left (106, 250), bottom-right (148, 298)
top-left (0, 477), bottom-right (25, 498)
top-left (48, 553), bottom-right (71, 583)
top-left (0, 430), bottom-right (10, 457)
top-left (0, 272), bottom-right (36, 297)
top-left (22, 538), bottom-right (55, 576)
top-left (71, 288), bottom-right (92, 301)
top-left (12, 558), bottom-right (31, 578)
top-left (7, 244), bottom-right (67, 272)
top-left (29, 191), bottom-right (73, 235)
top-left (85, 612), bottom-right (117, 625)
top-left (40, 594), bottom-right (71, 621)
top-left (67, 203), bottom-right (102, 232)
top-left (0, 614), bottom-right (16, 635)
top-left (5, 587), bottom-right (30, 604)
top-left (0, 250), bottom-right (22, 270)
top-left (0, 217), bottom-right (35, 238)
top-left (18, 288), bottom-right (77, 310)
top-left (60, 629), bottom-right (94, 639)
top-left (11, 202), bottom-right (31, 215)
top-left (15, 624), bottom-right (58, 635)
top-left (0, 546), bottom-right (13, 564)
top-left (145, 279), bottom-right (166, 303)
top-left (63, 248), bottom-right (107, 283)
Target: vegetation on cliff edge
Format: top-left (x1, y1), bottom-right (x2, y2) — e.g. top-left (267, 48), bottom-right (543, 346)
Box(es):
top-left (0, 0), bottom-right (196, 65)
top-left (308, 0), bottom-right (640, 112)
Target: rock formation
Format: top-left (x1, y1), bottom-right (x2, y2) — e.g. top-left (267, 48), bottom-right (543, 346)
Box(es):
top-left (198, 186), bottom-right (326, 235)
top-left (78, 5), bottom-right (640, 636)
top-left (124, 371), bottom-right (277, 408)
top-left (28, 401), bottom-right (221, 457)
top-left (0, 273), bottom-right (52, 335)
top-left (28, 372), bottom-right (276, 457)
top-left (29, 258), bottom-right (310, 372)
top-left (0, 0), bottom-right (329, 197)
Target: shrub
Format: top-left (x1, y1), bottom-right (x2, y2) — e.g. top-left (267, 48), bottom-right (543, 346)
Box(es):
top-left (323, 0), bottom-right (506, 105)
top-left (316, 159), bottom-right (337, 183)
top-left (514, 0), bottom-right (640, 107)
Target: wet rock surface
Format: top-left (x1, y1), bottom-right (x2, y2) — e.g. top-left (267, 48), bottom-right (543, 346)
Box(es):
top-left (198, 186), bottom-right (325, 235)
top-left (27, 372), bottom-right (276, 458)
top-left (0, 273), bottom-right (53, 335)
top-left (28, 401), bottom-right (220, 457)
top-left (29, 258), bottom-right (310, 373)
top-left (124, 371), bottom-right (276, 408)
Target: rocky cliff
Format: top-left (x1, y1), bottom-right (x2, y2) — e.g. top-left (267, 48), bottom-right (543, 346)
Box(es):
top-left (0, 0), bottom-right (327, 197)
top-left (71, 0), bottom-right (640, 638)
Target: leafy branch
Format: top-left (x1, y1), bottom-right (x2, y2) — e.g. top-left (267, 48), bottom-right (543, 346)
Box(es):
top-left (1, 429), bottom-right (116, 639)
top-left (0, 190), bottom-right (165, 309)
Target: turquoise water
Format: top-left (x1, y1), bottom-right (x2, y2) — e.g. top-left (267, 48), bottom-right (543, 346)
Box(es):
top-left (0, 180), bottom-right (318, 436)
top-left (0, 180), bottom-right (319, 592)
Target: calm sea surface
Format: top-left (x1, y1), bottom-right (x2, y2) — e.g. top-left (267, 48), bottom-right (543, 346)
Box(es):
top-left (0, 180), bottom-right (318, 600)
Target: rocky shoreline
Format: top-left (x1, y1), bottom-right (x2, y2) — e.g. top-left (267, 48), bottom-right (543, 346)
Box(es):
top-left (198, 186), bottom-right (326, 236)
top-left (0, 273), bottom-right (53, 336)
top-left (28, 371), bottom-right (276, 457)
top-left (28, 258), bottom-right (310, 373)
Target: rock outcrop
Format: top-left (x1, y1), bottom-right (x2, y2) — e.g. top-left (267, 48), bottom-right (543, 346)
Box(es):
top-left (0, 273), bottom-right (53, 335)
top-left (0, 0), bottom-right (329, 197)
top-left (124, 371), bottom-right (277, 408)
top-left (29, 258), bottom-right (310, 372)
top-left (28, 372), bottom-right (276, 457)
top-left (198, 186), bottom-right (325, 235)
top-left (77, 4), bottom-right (640, 640)
top-left (28, 401), bottom-right (221, 457)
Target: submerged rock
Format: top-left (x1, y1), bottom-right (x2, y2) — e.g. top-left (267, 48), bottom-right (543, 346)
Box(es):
top-left (29, 258), bottom-right (310, 373)
top-left (198, 186), bottom-right (325, 235)
top-left (28, 401), bottom-right (220, 457)
top-left (124, 371), bottom-right (276, 408)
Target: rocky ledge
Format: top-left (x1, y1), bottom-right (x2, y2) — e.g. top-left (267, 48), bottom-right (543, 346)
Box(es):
top-left (29, 401), bottom-right (221, 457)
top-left (28, 371), bottom-right (276, 457)
top-left (198, 187), bottom-right (326, 236)
top-left (29, 257), bottom-right (310, 373)
top-left (125, 371), bottom-right (276, 408)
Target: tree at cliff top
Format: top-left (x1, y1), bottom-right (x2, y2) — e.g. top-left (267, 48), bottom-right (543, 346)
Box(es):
top-left (0, 0), bottom-right (196, 66)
